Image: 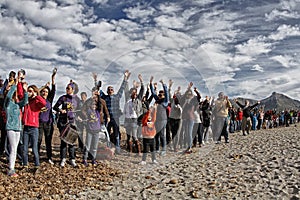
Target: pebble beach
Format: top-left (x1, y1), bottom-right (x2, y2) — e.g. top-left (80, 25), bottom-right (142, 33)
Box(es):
top-left (75, 125), bottom-right (300, 200)
top-left (0, 125), bottom-right (299, 199)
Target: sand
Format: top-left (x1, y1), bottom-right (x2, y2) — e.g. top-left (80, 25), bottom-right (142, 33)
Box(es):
top-left (73, 125), bottom-right (300, 199)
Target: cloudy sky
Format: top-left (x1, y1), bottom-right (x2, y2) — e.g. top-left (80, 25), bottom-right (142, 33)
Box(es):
top-left (0, 0), bottom-right (299, 101)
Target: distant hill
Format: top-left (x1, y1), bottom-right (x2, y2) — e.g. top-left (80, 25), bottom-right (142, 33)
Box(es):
top-left (231, 92), bottom-right (300, 112)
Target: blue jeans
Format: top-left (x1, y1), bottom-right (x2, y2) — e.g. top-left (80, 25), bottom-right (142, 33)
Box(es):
top-left (107, 118), bottom-right (120, 153)
top-left (23, 126), bottom-right (40, 166)
top-left (155, 119), bottom-right (167, 152)
top-left (38, 122), bottom-right (53, 160)
top-left (84, 131), bottom-right (100, 160)
top-left (182, 119), bottom-right (194, 148)
top-left (58, 124), bottom-right (76, 160)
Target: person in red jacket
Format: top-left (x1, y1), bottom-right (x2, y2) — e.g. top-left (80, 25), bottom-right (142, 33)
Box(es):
top-left (22, 85), bottom-right (46, 170)
top-left (236, 108), bottom-right (243, 131)
top-left (140, 104), bottom-right (157, 165)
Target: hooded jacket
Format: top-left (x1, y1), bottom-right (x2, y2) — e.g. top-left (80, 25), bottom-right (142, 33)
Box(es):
top-left (22, 95), bottom-right (46, 127)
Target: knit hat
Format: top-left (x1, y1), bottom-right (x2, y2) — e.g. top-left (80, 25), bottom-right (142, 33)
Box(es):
top-left (67, 80), bottom-right (79, 94)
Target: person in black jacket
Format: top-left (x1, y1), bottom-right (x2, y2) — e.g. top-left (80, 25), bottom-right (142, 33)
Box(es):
top-left (234, 99), bottom-right (260, 136)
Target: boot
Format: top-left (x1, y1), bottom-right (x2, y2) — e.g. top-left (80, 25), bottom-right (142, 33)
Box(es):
top-left (135, 140), bottom-right (142, 156)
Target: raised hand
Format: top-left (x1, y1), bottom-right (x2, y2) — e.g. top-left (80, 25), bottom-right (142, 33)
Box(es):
top-left (150, 76), bottom-right (154, 83)
top-left (23, 82), bottom-right (28, 92)
top-left (169, 79), bottom-right (173, 88)
top-left (124, 70), bottom-right (131, 80)
top-left (138, 74), bottom-right (143, 82)
top-left (92, 72), bottom-right (97, 81)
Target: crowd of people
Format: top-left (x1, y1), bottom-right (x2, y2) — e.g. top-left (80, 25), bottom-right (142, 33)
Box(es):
top-left (0, 68), bottom-right (299, 177)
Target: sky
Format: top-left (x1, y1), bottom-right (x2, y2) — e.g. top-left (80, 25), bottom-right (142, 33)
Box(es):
top-left (0, 0), bottom-right (299, 101)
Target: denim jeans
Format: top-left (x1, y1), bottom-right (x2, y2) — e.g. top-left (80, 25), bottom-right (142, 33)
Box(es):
top-left (83, 131), bottom-right (100, 160)
top-left (38, 122), bottom-right (53, 160)
top-left (155, 119), bottom-right (167, 152)
top-left (107, 118), bottom-right (120, 153)
top-left (182, 119), bottom-right (194, 148)
top-left (192, 122), bottom-right (203, 146)
top-left (23, 126), bottom-right (40, 166)
top-left (58, 124), bottom-right (76, 160)
top-left (212, 117), bottom-right (229, 142)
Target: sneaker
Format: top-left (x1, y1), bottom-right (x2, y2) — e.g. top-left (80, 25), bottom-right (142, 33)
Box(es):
top-left (8, 170), bottom-right (18, 177)
top-left (92, 160), bottom-right (97, 166)
top-left (160, 151), bottom-right (166, 156)
top-left (70, 159), bottom-right (77, 167)
top-left (48, 159), bottom-right (54, 165)
top-left (152, 160), bottom-right (158, 164)
top-left (82, 160), bottom-right (88, 167)
top-left (60, 158), bottom-right (66, 167)
top-left (225, 140), bottom-right (229, 143)
top-left (34, 166), bottom-right (40, 174)
top-left (140, 161), bottom-right (146, 165)
top-left (185, 149), bottom-right (192, 154)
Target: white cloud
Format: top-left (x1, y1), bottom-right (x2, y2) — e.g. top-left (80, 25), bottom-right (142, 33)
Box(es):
top-left (235, 36), bottom-right (273, 56)
top-left (265, 0), bottom-right (300, 21)
top-left (1, 0), bottom-right (300, 102)
top-left (3, 0), bottom-right (85, 29)
top-left (251, 64), bottom-right (264, 72)
top-left (270, 55), bottom-right (298, 68)
top-left (268, 24), bottom-right (300, 41)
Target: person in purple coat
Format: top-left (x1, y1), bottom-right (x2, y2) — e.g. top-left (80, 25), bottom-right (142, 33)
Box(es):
top-left (38, 68), bottom-right (56, 165)
top-left (53, 80), bottom-right (81, 167)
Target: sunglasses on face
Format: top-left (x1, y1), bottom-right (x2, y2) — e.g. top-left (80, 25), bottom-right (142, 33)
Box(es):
top-left (66, 87), bottom-right (72, 90)
top-left (108, 88), bottom-right (114, 91)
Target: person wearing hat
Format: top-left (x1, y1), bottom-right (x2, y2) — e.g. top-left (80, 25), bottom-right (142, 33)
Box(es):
top-left (38, 69), bottom-right (57, 165)
top-left (53, 80), bottom-right (81, 167)
top-left (212, 92), bottom-right (232, 143)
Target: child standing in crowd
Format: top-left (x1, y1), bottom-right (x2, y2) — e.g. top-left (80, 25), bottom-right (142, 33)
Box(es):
top-left (140, 104), bottom-right (157, 165)
top-left (22, 85), bottom-right (46, 170)
top-left (4, 82), bottom-right (28, 176)
top-left (81, 87), bottom-right (110, 166)
top-left (53, 81), bottom-right (81, 167)
top-left (38, 68), bottom-right (57, 164)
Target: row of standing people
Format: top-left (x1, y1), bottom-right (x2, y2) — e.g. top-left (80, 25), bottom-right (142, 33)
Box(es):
top-left (0, 68), bottom-right (266, 174)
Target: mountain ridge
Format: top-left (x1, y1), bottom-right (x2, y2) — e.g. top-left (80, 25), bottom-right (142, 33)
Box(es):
top-left (231, 92), bottom-right (300, 111)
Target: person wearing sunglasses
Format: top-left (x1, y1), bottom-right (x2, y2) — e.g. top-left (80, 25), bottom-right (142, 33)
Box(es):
top-left (53, 81), bottom-right (81, 167)
top-left (100, 70), bottom-right (131, 154)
